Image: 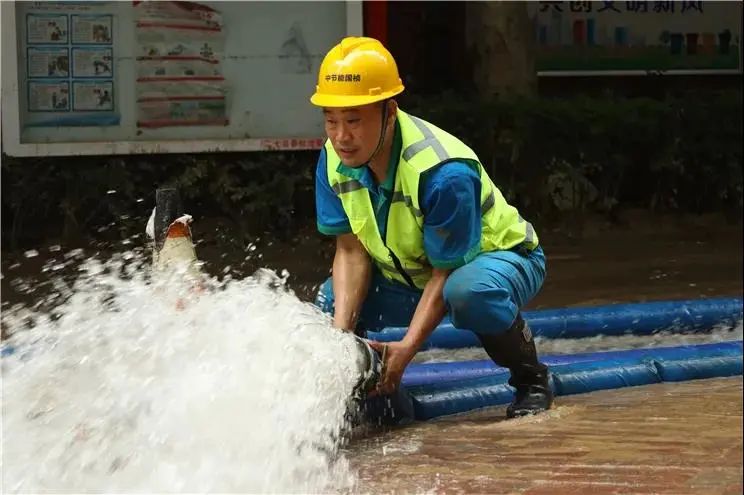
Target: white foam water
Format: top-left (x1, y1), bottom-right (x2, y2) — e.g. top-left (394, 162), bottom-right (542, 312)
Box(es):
top-left (1, 253), bottom-right (363, 493)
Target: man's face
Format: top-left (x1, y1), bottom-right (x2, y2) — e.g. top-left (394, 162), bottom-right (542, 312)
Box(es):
top-left (323, 103), bottom-right (383, 167)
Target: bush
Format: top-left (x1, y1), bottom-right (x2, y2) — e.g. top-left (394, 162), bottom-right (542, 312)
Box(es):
top-left (1, 151), bottom-right (316, 249)
top-left (2, 91), bottom-right (741, 248)
top-left (401, 90), bottom-right (743, 223)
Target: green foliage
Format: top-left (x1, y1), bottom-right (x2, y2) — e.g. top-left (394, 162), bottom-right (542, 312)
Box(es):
top-left (1, 151), bottom-right (315, 249)
top-left (401, 90), bottom-right (743, 223)
top-left (166, 152), bottom-right (315, 239)
top-left (2, 91), bottom-right (741, 248)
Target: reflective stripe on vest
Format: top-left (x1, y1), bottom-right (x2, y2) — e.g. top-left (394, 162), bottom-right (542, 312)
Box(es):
top-left (332, 180), bottom-right (364, 194)
top-left (402, 115), bottom-right (451, 162)
top-left (325, 109), bottom-right (538, 289)
top-left (391, 191), bottom-right (422, 217)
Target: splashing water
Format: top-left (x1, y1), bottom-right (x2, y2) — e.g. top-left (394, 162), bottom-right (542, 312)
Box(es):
top-left (1, 252), bottom-right (364, 493)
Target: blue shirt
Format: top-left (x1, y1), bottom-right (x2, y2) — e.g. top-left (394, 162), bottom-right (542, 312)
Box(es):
top-left (315, 123), bottom-right (482, 269)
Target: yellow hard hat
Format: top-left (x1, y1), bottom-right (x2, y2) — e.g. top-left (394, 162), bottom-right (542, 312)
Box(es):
top-left (310, 37), bottom-right (404, 108)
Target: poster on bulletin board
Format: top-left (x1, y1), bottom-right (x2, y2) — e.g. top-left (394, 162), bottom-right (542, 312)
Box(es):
top-left (22, 3), bottom-right (118, 127)
top-left (1, 0), bottom-right (362, 156)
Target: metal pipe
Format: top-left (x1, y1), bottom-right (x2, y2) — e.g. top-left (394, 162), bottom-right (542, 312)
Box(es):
top-left (154, 187), bottom-right (184, 252)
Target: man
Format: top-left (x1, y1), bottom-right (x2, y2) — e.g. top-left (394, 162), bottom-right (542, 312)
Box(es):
top-left (311, 37), bottom-right (552, 418)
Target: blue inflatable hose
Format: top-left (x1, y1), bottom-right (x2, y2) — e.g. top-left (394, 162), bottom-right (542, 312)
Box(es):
top-left (404, 340), bottom-right (742, 420)
top-left (375, 297), bottom-right (743, 349)
top-left (402, 341), bottom-right (743, 386)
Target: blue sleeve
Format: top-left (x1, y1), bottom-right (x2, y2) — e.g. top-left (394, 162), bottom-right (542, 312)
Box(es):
top-left (315, 147), bottom-right (352, 236)
top-left (420, 162), bottom-right (482, 269)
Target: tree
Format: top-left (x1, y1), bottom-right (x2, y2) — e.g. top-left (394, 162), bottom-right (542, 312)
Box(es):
top-left (465, 1), bottom-right (537, 97)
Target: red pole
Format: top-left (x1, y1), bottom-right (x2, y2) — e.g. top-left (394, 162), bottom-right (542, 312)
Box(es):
top-left (363, 1), bottom-right (388, 45)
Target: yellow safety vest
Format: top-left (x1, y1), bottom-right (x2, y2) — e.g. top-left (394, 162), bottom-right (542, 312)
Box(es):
top-left (325, 109), bottom-right (538, 289)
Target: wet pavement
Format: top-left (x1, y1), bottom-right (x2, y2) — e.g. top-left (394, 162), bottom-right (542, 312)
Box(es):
top-left (347, 377), bottom-right (743, 494)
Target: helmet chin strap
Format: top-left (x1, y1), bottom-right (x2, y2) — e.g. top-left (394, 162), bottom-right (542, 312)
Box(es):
top-left (362, 100), bottom-right (390, 168)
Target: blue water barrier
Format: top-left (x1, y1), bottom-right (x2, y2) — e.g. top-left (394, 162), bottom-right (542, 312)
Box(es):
top-left (374, 297), bottom-right (743, 349)
top-left (406, 341), bottom-right (743, 420)
top-left (404, 353), bottom-right (592, 387)
top-left (402, 341), bottom-right (744, 386)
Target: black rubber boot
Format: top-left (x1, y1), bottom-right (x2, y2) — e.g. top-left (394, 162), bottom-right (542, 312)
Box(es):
top-left (476, 314), bottom-right (554, 418)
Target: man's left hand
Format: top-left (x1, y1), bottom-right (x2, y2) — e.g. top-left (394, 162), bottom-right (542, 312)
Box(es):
top-left (367, 340), bottom-right (417, 396)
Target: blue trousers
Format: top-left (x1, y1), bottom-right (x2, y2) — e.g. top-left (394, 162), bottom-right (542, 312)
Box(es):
top-left (314, 246), bottom-right (546, 336)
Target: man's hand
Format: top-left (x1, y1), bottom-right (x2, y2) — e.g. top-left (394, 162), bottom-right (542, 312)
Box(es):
top-left (367, 340), bottom-right (417, 396)
top-left (364, 268), bottom-right (451, 397)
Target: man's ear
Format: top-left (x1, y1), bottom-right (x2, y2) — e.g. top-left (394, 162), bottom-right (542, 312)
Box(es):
top-left (387, 99), bottom-right (398, 115)
top-left (386, 99), bottom-right (398, 125)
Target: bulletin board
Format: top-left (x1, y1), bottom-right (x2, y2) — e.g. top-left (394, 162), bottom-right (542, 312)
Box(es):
top-left (1, 1), bottom-right (363, 157)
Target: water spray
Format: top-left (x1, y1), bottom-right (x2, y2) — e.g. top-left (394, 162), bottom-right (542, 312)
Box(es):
top-left (145, 187), bottom-right (386, 421)
top-left (2, 186), bottom-right (398, 492)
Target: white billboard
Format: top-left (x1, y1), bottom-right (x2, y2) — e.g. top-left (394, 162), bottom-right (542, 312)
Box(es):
top-left (1, 1), bottom-right (362, 157)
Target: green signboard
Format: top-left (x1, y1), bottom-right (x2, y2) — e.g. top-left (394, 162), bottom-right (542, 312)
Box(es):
top-left (531, 1), bottom-right (742, 74)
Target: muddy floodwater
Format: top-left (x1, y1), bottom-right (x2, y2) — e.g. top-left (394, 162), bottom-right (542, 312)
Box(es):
top-left (2, 212), bottom-right (742, 493)
top-left (348, 377), bottom-right (743, 495)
